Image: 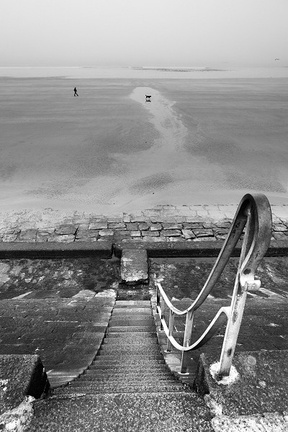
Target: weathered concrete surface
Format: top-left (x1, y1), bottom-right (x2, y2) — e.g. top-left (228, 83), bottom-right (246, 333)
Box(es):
top-left (28, 393), bottom-right (213, 432)
top-left (194, 350), bottom-right (288, 416)
top-left (0, 354), bottom-right (49, 415)
top-left (212, 412), bottom-right (288, 432)
top-left (150, 256), bottom-right (288, 299)
top-left (0, 396), bottom-right (35, 432)
top-left (0, 257), bottom-right (119, 300)
top-left (121, 249), bottom-right (148, 284)
top-left (0, 290), bottom-right (116, 389)
top-left (193, 351), bottom-right (288, 430)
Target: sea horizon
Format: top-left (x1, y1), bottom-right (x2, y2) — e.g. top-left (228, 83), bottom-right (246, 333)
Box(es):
top-left (0, 64), bottom-right (288, 80)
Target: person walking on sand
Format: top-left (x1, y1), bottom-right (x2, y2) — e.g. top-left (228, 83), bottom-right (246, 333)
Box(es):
top-left (74, 87), bottom-right (79, 97)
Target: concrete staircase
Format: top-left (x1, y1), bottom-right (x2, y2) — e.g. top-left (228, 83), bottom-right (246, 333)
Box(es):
top-left (28, 299), bottom-right (213, 431)
top-left (57, 300), bottom-right (187, 395)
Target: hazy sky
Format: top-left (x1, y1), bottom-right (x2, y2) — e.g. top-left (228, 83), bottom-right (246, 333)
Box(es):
top-left (1, 0), bottom-right (287, 67)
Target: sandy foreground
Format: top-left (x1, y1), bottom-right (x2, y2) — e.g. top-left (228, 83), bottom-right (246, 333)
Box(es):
top-left (0, 77), bottom-right (288, 216)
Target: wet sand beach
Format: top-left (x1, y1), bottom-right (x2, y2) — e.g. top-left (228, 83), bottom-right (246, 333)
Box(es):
top-left (0, 76), bottom-right (288, 214)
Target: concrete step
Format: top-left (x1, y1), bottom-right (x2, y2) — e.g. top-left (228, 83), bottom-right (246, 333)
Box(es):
top-left (114, 300), bottom-right (151, 307)
top-left (28, 392), bottom-right (213, 431)
top-left (99, 346), bottom-right (161, 355)
top-left (74, 372), bottom-right (181, 380)
top-left (103, 337), bottom-right (158, 343)
top-left (102, 339), bottom-right (158, 347)
top-left (93, 351), bottom-right (164, 358)
top-left (90, 363), bottom-right (166, 370)
top-left (107, 326), bottom-right (155, 333)
top-left (91, 357), bottom-right (165, 365)
top-left (71, 373), bottom-right (176, 387)
top-left (88, 364), bottom-right (167, 372)
top-left (80, 369), bottom-right (172, 378)
top-left (60, 382), bottom-right (185, 393)
top-left (105, 330), bottom-right (156, 337)
top-left (81, 373), bottom-right (173, 381)
top-left (105, 333), bottom-right (157, 340)
top-left (108, 320), bottom-right (154, 327)
top-left (112, 308), bottom-right (152, 314)
top-left (110, 312), bottom-right (152, 317)
top-left (112, 304), bottom-right (152, 309)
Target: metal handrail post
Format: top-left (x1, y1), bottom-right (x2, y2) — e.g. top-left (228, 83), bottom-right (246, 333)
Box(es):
top-left (159, 296), bottom-right (165, 331)
top-left (218, 205), bottom-right (262, 377)
top-left (156, 285), bottom-right (163, 330)
top-left (180, 309), bottom-right (194, 374)
top-left (165, 310), bottom-right (174, 352)
top-left (218, 274), bottom-right (248, 378)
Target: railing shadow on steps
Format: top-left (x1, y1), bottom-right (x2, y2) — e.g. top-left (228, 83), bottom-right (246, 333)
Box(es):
top-left (154, 193), bottom-right (272, 380)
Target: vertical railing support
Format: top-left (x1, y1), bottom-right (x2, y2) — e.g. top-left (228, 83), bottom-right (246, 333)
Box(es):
top-left (180, 309), bottom-right (194, 374)
top-left (156, 285), bottom-right (162, 329)
top-left (218, 206), bottom-right (261, 377)
top-left (218, 275), bottom-right (248, 377)
top-left (159, 296), bottom-right (165, 331)
top-left (165, 310), bottom-right (174, 352)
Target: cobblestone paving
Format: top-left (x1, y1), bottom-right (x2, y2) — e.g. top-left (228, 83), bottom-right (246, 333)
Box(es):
top-left (0, 204), bottom-right (287, 244)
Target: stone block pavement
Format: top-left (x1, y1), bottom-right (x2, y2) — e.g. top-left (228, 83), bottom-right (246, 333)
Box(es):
top-left (0, 204), bottom-right (287, 244)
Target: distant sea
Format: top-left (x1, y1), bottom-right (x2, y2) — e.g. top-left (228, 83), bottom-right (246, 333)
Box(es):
top-left (0, 65), bottom-right (288, 79)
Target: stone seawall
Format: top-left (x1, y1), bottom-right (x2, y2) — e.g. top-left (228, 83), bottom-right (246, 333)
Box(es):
top-left (0, 204), bottom-right (287, 243)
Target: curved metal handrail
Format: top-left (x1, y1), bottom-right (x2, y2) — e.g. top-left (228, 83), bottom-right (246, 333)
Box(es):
top-left (160, 306), bottom-right (230, 352)
top-left (155, 193), bottom-right (272, 377)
